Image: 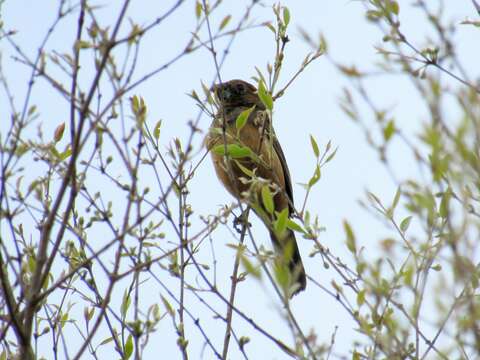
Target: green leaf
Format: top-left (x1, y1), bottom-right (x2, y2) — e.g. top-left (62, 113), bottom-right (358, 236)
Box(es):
top-left (286, 219), bottom-right (306, 234)
top-left (325, 147), bottom-right (338, 163)
top-left (50, 145), bottom-right (60, 159)
top-left (130, 95), bottom-right (147, 125)
top-left (261, 185), bottom-right (274, 214)
top-left (201, 81), bottom-right (214, 104)
top-left (257, 80), bottom-right (273, 110)
top-left (228, 145), bottom-right (253, 158)
top-left (388, 0), bottom-right (400, 15)
top-left (439, 190), bottom-right (451, 218)
top-left (387, 186), bottom-right (401, 218)
top-left (121, 290), bottom-right (131, 318)
top-left (212, 144), bottom-right (252, 158)
top-left (161, 295), bottom-right (175, 318)
top-left (265, 22), bottom-right (276, 34)
top-left (283, 7), bottom-right (291, 27)
top-left (239, 336), bottom-right (250, 350)
top-left (84, 306), bottom-right (94, 321)
top-left (236, 106), bottom-right (255, 132)
top-left (274, 208), bottom-right (289, 235)
top-left (74, 40), bottom-right (91, 50)
top-left (383, 119), bottom-right (395, 141)
top-left (308, 164), bottom-right (321, 187)
top-left (403, 265), bottom-right (413, 286)
top-left (28, 105), bottom-right (37, 116)
top-left (368, 192), bottom-right (383, 210)
top-left (195, 1), bottom-right (202, 19)
top-left (331, 280), bottom-right (343, 294)
top-left (366, 10), bottom-right (382, 22)
top-left (357, 289), bottom-right (366, 306)
top-left (124, 334), bottom-right (133, 359)
top-left (241, 253), bottom-right (261, 278)
top-left (325, 140), bottom-right (332, 152)
top-left (131, 95), bottom-right (139, 113)
top-left (254, 67), bottom-right (267, 87)
top-left (59, 147), bottom-right (72, 161)
top-left (431, 264), bottom-right (442, 271)
top-left (309, 134), bottom-right (319, 158)
top-left (343, 220), bottom-right (356, 254)
top-left (153, 120), bottom-right (162, 140)
top-left (15, 143), bottom-right (29, 157)
top-left (189, 89), bottom-right (200, 102)
top-left (127, 23), bottom-right (143, 45)
top-left (339, 65), bottom-right (362, 77)
top-left (234, 160), bottom-right (254, 177)
top-left (96, 127), bottom-right (104, 147)
top-left (99, 337), bottom-right (114, 346)
top-left (60, 312), bottom-right (69, 328)
top-left (400, 216), bottom-right (412, 232)
top-left (219, 15), bottom-right (231, 31)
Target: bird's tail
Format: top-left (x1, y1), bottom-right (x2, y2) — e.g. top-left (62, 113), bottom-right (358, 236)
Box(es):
top-left (269, 229), bottom-right (306, 297)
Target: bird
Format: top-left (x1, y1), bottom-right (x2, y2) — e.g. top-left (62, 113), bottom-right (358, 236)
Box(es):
top-left (205, 79), bottom-right (306, 297)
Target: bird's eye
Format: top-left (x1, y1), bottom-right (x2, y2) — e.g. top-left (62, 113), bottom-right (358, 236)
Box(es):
top-left (236, 83), bottom-right (245, 94)
top-left (221, 88), bottom-right (231, 101)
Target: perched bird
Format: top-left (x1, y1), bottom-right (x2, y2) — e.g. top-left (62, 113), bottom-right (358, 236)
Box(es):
top-left (205, 79), bottom-right (306, 297)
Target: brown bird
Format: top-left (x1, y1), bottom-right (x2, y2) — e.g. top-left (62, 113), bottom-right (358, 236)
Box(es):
top-left (205, 79), bottom-right (306, 297)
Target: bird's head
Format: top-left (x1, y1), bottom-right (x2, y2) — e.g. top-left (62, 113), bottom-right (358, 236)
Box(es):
top-left (211, 79), bottom-right (263, 109)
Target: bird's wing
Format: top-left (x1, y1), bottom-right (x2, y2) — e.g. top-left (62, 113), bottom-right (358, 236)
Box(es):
top-left (272, 132), bottom-right (295, 213)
